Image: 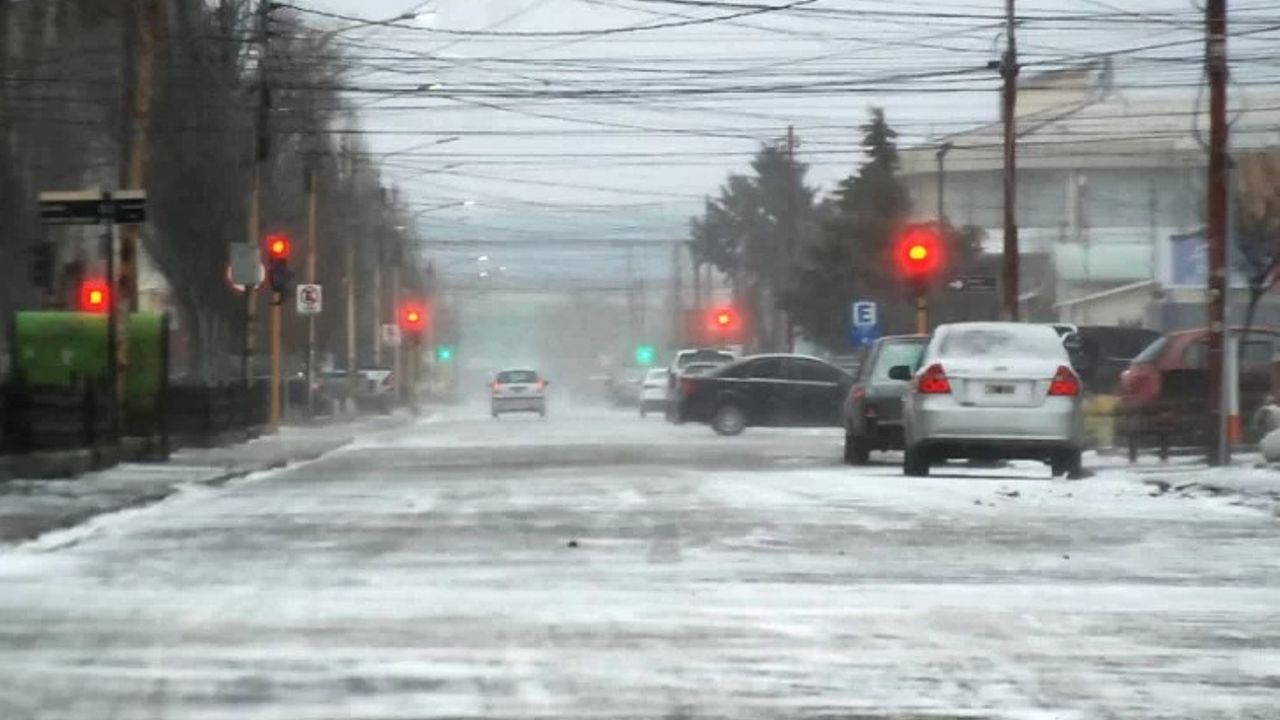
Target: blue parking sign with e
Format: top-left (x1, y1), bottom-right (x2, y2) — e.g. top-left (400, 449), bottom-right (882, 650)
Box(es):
top-left (853, 301), bottom-right (877, 327)
top-left (849, 300), bottom-right (880, 347)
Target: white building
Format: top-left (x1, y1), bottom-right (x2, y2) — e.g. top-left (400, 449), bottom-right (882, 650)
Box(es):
top-left (899, 61), bottom-right (1280, 330)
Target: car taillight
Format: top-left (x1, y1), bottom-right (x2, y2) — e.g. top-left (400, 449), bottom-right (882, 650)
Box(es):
top-left (680, 377), bottom-right (698, 396)
top-left (850, 386), bottom-right (866, 402)
top-left (917, 363), bottom-right (951, 394)
top-left (864, 402), bottom-right (878, 418)
top-left (492, 382), bottom-right (503, 392)
top-left (1048, 365), bottom-right (1080, 396)
top-left (383, 374), bottom-right (394, 388)
top-left (536, 380), bottom-right (546, 391)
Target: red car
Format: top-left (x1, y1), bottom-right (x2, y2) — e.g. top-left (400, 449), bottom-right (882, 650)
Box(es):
top-left (1118, 327), bottom-right (1280, 455)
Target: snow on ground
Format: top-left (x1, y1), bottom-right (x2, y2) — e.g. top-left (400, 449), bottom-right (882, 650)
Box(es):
top-left (1, 407), bottom-right (1279, 719)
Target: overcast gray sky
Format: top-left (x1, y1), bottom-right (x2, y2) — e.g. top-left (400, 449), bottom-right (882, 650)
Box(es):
top-left (296, 0), bottom-right (1279, 283)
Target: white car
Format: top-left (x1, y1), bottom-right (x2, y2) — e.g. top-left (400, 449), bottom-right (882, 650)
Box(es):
top-left (491, 369), bottom-right (547, 418)
top-left (892, 322), bottom-right (1086, 478)
top-left (639, 368), bottom-right (669, 417)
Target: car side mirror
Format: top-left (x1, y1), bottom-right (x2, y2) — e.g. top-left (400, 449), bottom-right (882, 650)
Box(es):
top-left (1063, 332), bottom-right (1084, 353)
top-left (887, 365), bottom-right (913, 382)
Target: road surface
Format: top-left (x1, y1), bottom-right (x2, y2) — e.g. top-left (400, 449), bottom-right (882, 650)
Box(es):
top-left (2, 402), bottom-right (1279, 719)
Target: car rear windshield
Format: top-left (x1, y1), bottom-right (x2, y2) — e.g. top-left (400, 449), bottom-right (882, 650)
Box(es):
top-left (1130, 336), bottom-right (1168, 364)
top-left (497, 370), bottom-right (538, 383)
top-left (678, 350), bottom-right (733, 367)
top-left (872, 342), bottom-right (925, 380)
top-left (939, 326), bottom-right (1066, 360)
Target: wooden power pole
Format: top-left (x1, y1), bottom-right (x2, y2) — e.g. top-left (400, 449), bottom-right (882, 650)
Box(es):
top-left (1205, 0), bottom-right (1229, 464)
top-left (1000, 0), bottom-right (1020, 320)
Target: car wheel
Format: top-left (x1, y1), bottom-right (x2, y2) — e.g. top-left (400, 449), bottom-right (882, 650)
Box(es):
top-left (491, 409), bottom-right (499, 419)
top-left (844, 431), bottom-right (870, 465)
top-left (640, 405), bottom-right (647, 418)
top-left (1052, 448), bottom-right (1084, 479)
top-left (711, 403), bottom-right (746, 436)
top-left (903, 445), bottom-right (930, 477)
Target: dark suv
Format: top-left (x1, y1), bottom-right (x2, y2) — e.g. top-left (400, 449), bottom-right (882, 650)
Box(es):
top-left (841, 335), bottom-right (927, 464)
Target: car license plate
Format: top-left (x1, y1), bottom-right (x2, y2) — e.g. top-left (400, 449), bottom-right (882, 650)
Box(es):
top-left (985, 383), bottom-right (1016, 395)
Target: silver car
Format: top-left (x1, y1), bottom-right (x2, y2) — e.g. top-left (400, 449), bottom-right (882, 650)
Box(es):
top-left (491, 368), bottom-right (548, 418)
top-left (890, 322), bottom-right (1086, 478)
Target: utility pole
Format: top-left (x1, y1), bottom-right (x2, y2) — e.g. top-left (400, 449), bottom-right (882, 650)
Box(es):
top-left (373, 235), bottom-right (383, 367)
top-left (345, 150), bottom-right (359, 409)
top-left (1000, 0), bottom-right (1020, 320)
top-left (671, 242), bottom-right (683, 350)
top-left (783, 125), bottom-right (797, 352)
top-left (116, 0), bottom-right (161, 435)
top-left (305, 162), bottom-right (318, 416)
top-left (626, 244), bottom-right (637, 345)
top-left (242, 0), bottom-right (272, 425)
top-left (1205, 0), bottom-right (1229, 465)
top-left (936, 142), bottom-right (953, 222)
top-left (391, 248), bottom-right (402, 406)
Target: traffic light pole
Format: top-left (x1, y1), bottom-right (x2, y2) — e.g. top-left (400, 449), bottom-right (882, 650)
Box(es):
top-left (915, 294), bottom-right (928, 336)
top-left (270, 299), bottom-right (282, 427)
top-left (101, 209), bottom-right (120, 443)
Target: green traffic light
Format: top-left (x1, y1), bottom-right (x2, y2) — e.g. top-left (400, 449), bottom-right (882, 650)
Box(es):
top-left (635, 344), bottom-right (655, 366)
top-left (437, 345), bottom-right (453, 362)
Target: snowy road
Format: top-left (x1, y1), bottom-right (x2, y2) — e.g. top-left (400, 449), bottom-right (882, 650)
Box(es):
top-left (2, 403), bottom-right (1280, 719)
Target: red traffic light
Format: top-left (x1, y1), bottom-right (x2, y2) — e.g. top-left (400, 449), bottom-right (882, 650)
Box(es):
top-left (895, 223), bottom-right (944, 281)
top-left (265, 233), bottom-right (291, 261)
top-left (79, 278), bottom-right (110, 313)
top-left (708, 305), bottom-right (740, 332)
top-left (399, 300), bottom-right (428, 333)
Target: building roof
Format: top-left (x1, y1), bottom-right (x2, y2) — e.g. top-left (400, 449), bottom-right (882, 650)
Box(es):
top-left (903, 82), bottom-right (1280, 175)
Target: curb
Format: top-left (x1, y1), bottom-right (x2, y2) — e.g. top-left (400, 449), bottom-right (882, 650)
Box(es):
top-left (2, 434), bottom-right (360, 548)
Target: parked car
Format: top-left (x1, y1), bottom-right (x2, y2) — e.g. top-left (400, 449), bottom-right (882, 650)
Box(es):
top-left (354, 367), bottom-right (395, 413)
top-left (491, 368), bottom-right (548, 418)
top-left (894, 322), bottom-right (1086, 478)
top-left (639, 368), bottom-right (668, 417)
top-left (1117, 326), bottom-right (1280, 454)
top-left (842, 335), bottom-right (927, 464)
top-left (1069, 325), bottom-right (1162, 394)
top-left (665, 348), bottom-right (736, 420)
top-left (675, 354), bottom-right (852, 435)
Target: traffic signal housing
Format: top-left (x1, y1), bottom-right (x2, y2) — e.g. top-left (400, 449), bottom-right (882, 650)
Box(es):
top-left (708, 306), bottom-right (740, 333)
top-left (78, 277), bottom-right (110, 313)
top-left (399, 300), bottom-right (428, 339)
top-left (264, 233), bottom-right (292, 303)
top-left (894, 222), bottom-right (945, 286)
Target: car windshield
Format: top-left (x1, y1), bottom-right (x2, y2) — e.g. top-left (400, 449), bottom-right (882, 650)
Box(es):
top-left (497, 370), bottom-right (538, 384)
top-left (872, 342), bottom-right (926, 380)
top-left (1131, 336), bottom-right (1169, 364)
top-left (939, 325), bottom-right (1067, 360)
top-left (678, 350), bottom-right (734, 367)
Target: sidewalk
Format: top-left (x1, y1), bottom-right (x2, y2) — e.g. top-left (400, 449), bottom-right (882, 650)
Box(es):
top-left (0, 413), bottom-right (409, 545)
top-left (1094, 450), bottom-right (1280, 510)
